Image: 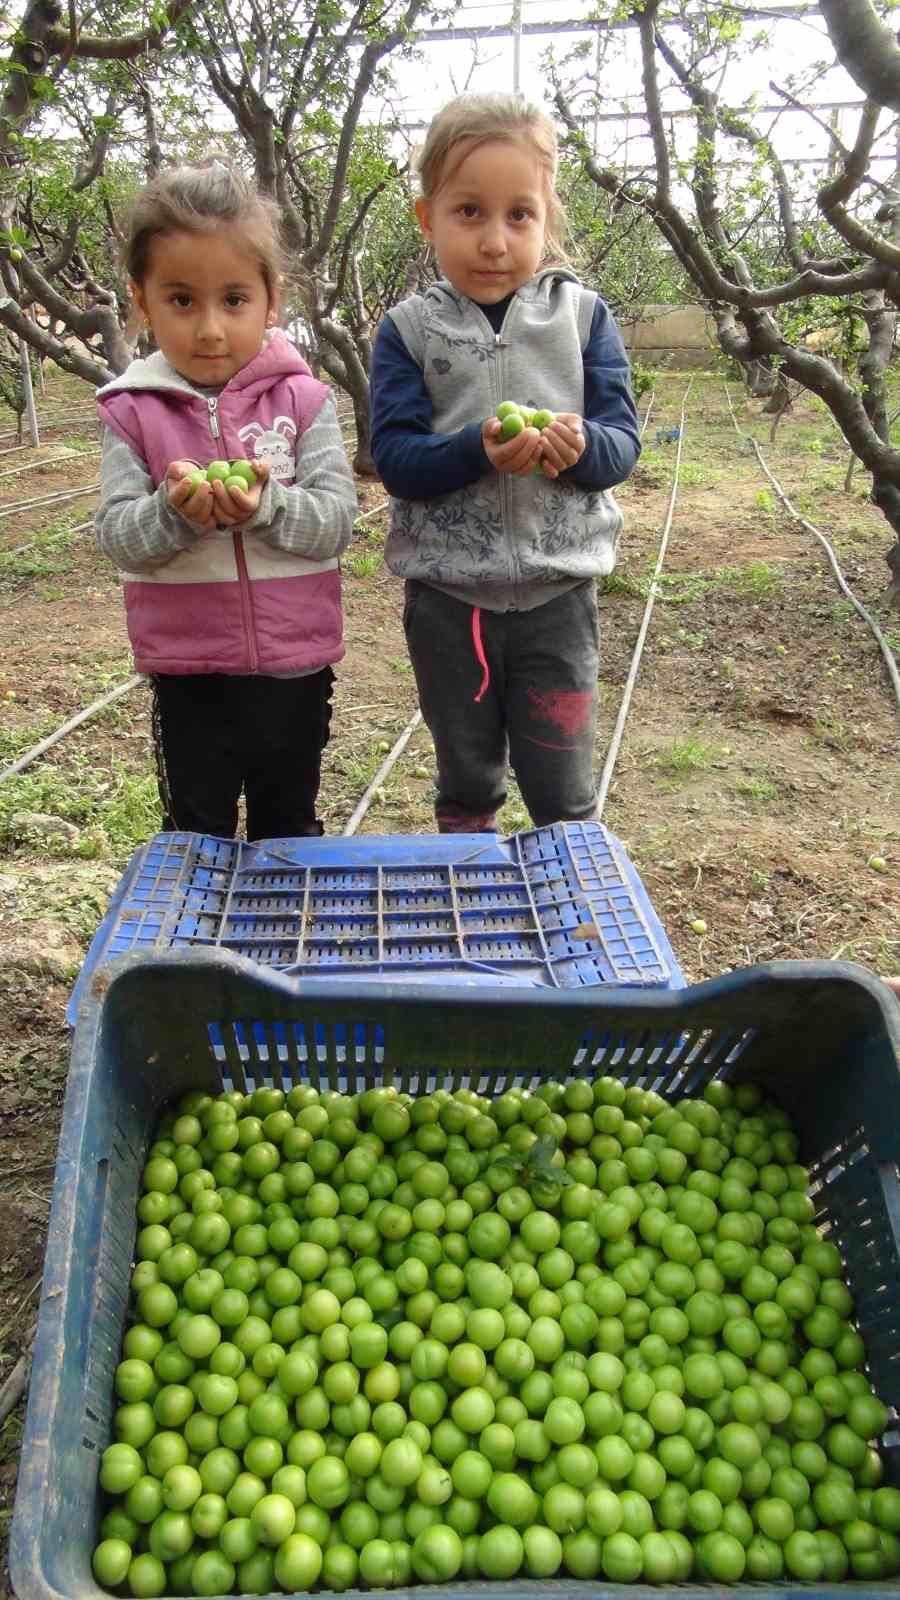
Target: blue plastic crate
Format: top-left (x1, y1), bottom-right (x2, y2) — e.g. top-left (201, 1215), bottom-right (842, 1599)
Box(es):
top-left (68, 820), bottom-right (683, 1022)
top-left (11, 953), bottom-right (900, 1600)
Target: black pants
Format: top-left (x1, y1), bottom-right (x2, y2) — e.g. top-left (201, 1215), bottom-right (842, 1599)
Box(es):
top-left (403, 581), bottom-right (599, 832)
top-left (151, 670), bottom-right (334, 840)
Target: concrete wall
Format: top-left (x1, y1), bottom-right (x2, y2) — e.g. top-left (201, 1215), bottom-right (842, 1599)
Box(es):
top-left (619, 303), bottom-right (716, 368)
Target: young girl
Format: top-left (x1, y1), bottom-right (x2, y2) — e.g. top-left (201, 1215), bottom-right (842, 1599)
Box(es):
top-left (95, 163), bottom-right (357, 841)
top-left (370, 94), bottom-right (640, 833)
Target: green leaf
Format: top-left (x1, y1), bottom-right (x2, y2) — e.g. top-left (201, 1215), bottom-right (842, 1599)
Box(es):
top-left (529, 1135), bottom-right (558, 1166)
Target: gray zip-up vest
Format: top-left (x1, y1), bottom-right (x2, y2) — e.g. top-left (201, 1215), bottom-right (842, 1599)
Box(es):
top-left (385, 268), bottom-right (623, 613)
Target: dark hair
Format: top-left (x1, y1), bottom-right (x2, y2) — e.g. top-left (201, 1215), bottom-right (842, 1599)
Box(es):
top-left (124, 162), bottom-right (284, 298)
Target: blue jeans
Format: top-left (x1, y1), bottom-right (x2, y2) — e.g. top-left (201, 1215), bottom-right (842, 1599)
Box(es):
top-left (403, 580), bottom-right (600, 832)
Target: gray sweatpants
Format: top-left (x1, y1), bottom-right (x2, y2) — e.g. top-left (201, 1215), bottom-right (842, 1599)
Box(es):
top-left (403, 579), bottom-right (600, 832)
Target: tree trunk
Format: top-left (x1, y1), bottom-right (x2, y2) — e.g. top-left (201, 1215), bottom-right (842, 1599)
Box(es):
top-left (857, 290), bottom-right (896, 446)
top-left (316, 316), bottom-right (376, 475)
top-left (333, 367), bottom-right (374, 476)
top-left (0, 0), bottom-right (63, 159)
top-left (19, 334), bottom-right (39, 444)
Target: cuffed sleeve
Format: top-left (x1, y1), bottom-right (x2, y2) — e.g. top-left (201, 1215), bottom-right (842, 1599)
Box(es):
top-left (95, 426), bottom-right (205, 572)
top-left (370, 315), bottom-right (490, 499)
top-left (564, 299), bottom-right (641, 491)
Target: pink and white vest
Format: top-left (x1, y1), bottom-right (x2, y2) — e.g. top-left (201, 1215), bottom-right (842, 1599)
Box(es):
top-left (97, 332), bottom-right (344, 676)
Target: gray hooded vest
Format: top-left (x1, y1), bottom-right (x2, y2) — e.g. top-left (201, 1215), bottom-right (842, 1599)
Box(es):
top-left (385, 267), bottom-right (623, 612)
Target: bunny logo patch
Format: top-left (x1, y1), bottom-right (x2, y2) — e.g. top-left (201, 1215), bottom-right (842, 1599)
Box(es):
top-left (238, 415), bottom-right (297, 482)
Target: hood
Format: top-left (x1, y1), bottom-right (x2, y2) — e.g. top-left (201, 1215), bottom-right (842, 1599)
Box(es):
top-left (97, 329), bottom-right (313, 401)
top-left (424, 264), bottom-right (582, 314)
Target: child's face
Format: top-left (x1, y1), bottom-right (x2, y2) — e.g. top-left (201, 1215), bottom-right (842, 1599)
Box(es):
top-left (131, 229), bottom-right (274, 385)
top-left (415, 137), bottom-right (548, 304)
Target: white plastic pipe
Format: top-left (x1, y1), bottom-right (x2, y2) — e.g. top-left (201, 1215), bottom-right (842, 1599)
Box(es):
top-left (342, 710), bottom-right (423, 835)
top-left (0, 676), bottom-right (143, 783)
top-left (724, 384), bottom-right (900, 719)
top-left (0, 482), bottom-right (99, 521)
top-left (597, 381), bottom-right (693, 818)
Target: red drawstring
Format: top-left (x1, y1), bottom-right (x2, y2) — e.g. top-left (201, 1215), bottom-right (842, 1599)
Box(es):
top-left (471, 606), bottom-right (490, 703)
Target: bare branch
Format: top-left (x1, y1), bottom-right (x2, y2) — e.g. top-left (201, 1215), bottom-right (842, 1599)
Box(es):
top-left (3, 247), bottom-right (130, 371)
top-left (141, 85), bottom-right (162, 176)
top-left (303, 0), bottom-right (429, 271)
top-left (653, 26), bottom-right (738, 272)
top-left (51, 0), bottom-right (80, 79)
top-left (288, 0), bottom-right (373, 132)
top-left (47, 0), bottom-right (196, 60)
top-left (0, 296), bottom-right (112, 384)
top-left (819, 98), bottom-right (881, 207)
top-left (636, 1), bottom-right (669, 205)
top-left (42, 211), bottom-right (80, 276)
top-left (819, 101), bottom-right (900, 271)
top-left (72, 89), bottom-right (117, 191)
top-left (331, 179), bottom-right (393, 312)
top-left (749, 260), bottom-right (890, 307)
top-left (769, 79), bottom-right (849, 162)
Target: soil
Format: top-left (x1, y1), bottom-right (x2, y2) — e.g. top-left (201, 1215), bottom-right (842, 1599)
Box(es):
top-left (0, 369), bottom-right (898, 1585)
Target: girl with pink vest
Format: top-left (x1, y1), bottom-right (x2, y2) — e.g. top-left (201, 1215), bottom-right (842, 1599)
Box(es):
top-left (96, 163), bottom-right (357, 840)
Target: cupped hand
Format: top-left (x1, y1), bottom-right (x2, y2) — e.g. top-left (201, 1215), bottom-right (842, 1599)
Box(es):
top-left (536, 414), bottom-right (586, 479)
top-left (482, 417), bottom-right (542, 478)
top-left (210, 461), bottom-right (270, 527)
top-left (165, 461), bottom-right (217, 530)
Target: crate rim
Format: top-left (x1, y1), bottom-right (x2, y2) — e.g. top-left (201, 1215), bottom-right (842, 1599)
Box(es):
top-left (71, 945), bottom-right (900, 1036)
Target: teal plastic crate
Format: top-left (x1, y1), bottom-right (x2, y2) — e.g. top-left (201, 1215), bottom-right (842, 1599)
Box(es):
top-left (12, 952), bottom-right (900, 1600)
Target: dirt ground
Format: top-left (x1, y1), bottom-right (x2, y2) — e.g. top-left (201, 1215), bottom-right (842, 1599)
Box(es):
top-left (0, 369), bottom-right (898, 1582)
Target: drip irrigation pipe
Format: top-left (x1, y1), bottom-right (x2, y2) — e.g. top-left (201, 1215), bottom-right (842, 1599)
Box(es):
top-left (0, 675), bottom-right (144, 784)
top-left (596, 381), bottom-right (692, 820)
top-left (1, 441), bottom-right (43, 459)
top-left (355, 497), bottom-right (390, 527)
top-left (0, 410), bottom-right (97, 446)
top-left (0, 482), bottom-right (100, 521)
top-left (724, 385), bottom-right (900, 719)
top-left (2, 517), bottom-right (93, 561)
top-left (0, 447), bottom-right (100, 485)
top-left (342, 710), bottom-right (423, 836)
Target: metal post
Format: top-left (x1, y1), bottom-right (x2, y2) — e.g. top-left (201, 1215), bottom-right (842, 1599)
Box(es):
top-left (593, 29), bottom-right (602, 154)
top-left (19, 333), bottom-right (39, 447)
top-left (512, 0), bottom-right (521, 96)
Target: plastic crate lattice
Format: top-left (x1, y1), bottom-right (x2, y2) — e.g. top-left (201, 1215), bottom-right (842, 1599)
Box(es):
top-left (68, 823), bottom-right (682, 1024)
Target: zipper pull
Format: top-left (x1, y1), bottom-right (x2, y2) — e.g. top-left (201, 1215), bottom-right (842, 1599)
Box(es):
top-left (207, 396), bottom-right (220, 439)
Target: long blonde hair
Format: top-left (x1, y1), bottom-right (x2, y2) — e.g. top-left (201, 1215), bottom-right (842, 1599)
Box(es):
top-left (416, 94), bottom-right (569, 264)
